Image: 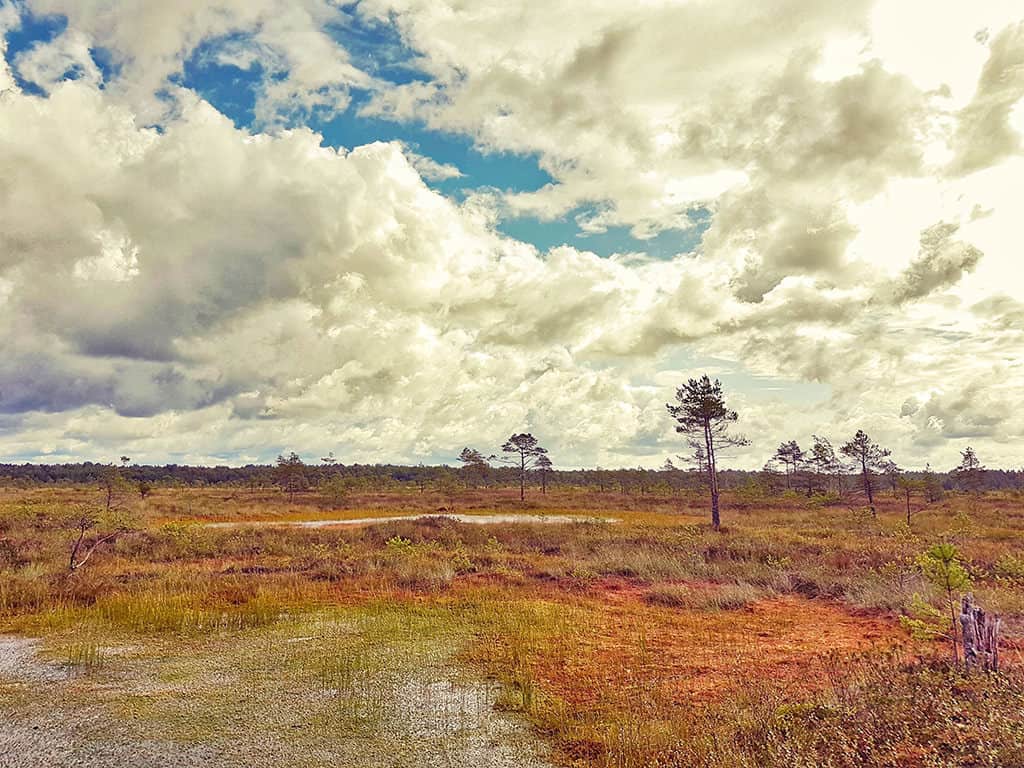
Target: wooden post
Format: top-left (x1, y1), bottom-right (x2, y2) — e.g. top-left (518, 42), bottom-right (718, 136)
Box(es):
top-left (959, 595), bottom-right (1002, 672)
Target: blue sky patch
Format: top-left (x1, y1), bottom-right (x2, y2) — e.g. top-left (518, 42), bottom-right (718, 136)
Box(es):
top-left (3, 8), bottom-right (66, 95)
top-left (89, 44), bottom-right (120, 83)
top-left (325, 9), bottom-right (428, 87)
top-left (320, 106), bottom-right (555, 191)
top-left (500, 207), bottom-right (711, 258)
top-left (179, 34), bottom-right (266, 127)
top-left (3, 7), bottom-right (711, 260)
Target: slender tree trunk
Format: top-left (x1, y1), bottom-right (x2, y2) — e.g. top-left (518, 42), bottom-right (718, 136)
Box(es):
top-left (69, 523), bottom-right (87, 571)
top-left (947, 584), bottom-right (960, 665)
top-left (519, 454), bottom-right (525, 501)
top-left (709, 465), bottom-right (720, 531)
top-left (704, 422), bottom-right (720, 531)
top-left (905, 488), bottom-right (912, 527)
top-left (861, 457), bottom-right (874, 512)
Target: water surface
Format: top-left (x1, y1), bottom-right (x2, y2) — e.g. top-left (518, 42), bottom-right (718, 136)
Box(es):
top-left (205, 513), bottom-right (615, 529)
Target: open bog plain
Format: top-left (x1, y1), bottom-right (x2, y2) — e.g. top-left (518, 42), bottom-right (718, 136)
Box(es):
top-left (2, 481), bottom-right (1023, 768)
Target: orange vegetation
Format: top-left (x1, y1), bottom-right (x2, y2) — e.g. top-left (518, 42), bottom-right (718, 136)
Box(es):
top-left (528, 590), bottom-right (905, 707)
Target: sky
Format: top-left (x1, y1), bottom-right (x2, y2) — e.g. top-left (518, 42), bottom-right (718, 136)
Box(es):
top-left (1, 0), bottom-right (1023, 470)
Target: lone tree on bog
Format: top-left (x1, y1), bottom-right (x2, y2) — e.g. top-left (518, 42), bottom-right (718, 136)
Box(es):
top-left (839, 430), bottom-right (890, 515)
top-left (666, 376), bottom-right (748, 531)
top-left (500, 433), bottom-right (549, 501)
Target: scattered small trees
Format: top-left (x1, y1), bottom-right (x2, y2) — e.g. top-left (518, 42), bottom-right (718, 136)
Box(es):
top-left (536, 454), bottom-right (553, 494)
top-left (760, 460), bottom-right (784, 495)
top-left (666, 376), bottom-right (748, 531)
top-left (99, 464), bottom-right (133, 514)
top-left (882, 460), bottom-right (902, 497)
top-left (809, 435), bottom-right (842, 496)
top-left (772, 441), bottom-right (804, 491)
top-left (434, 467), bottom-right (463, 511)
top-left (898, 476), bottom-right (926, 527)
top-left (953, 447), bottom-right (986, 494)
top-left (68, 462), bottom-right (140, 572)
top-left (321, 474), bottom-right (355, 506)
top-left (669, 443), bottom-right (710, 491)
top-left (314, 452), bottom-right (339, 489)
top-left (275, 452), bottom-right (309, 502)
top-left (840, 430), bottom-right (891, 514)
top-left (923, 463), bottom-right (944, 503)
top-left (500, 434), bottom-right (549, 501)
top-left (662, 458), bottom-right (703, 494)
top-left (688, 444), bottom-right (708, 475)
top-left (458, 447), bottom-right (492, 488)
top-left (917, 543), bottom-right (971, 665)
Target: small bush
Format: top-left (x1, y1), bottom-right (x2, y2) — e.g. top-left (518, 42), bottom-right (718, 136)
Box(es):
top-left (994, 552), bottom-right (1024, 581)
top-left (390, 556), bottom-right (455, 591)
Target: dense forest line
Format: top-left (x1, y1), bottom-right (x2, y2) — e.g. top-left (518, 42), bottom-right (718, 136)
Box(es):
top-left (3, 379), bottom-right (1020, 503)
top-left (1, 459), bottom-right (1022, 494)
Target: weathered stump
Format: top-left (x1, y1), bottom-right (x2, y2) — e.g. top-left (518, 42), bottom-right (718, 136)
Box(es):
top-left (960, 595), bottom-right (1001, 672)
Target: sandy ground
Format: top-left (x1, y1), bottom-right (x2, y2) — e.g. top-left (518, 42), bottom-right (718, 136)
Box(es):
top-left (0, 635), bottom-right (552, 768)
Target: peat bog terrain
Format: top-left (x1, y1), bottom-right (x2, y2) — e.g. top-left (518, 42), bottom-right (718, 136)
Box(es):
top-left (2, 485), bottom-right (1024, 767)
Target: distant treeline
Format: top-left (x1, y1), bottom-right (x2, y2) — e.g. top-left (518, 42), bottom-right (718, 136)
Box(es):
top-left (2, 461), bottom-right (1023, 493)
